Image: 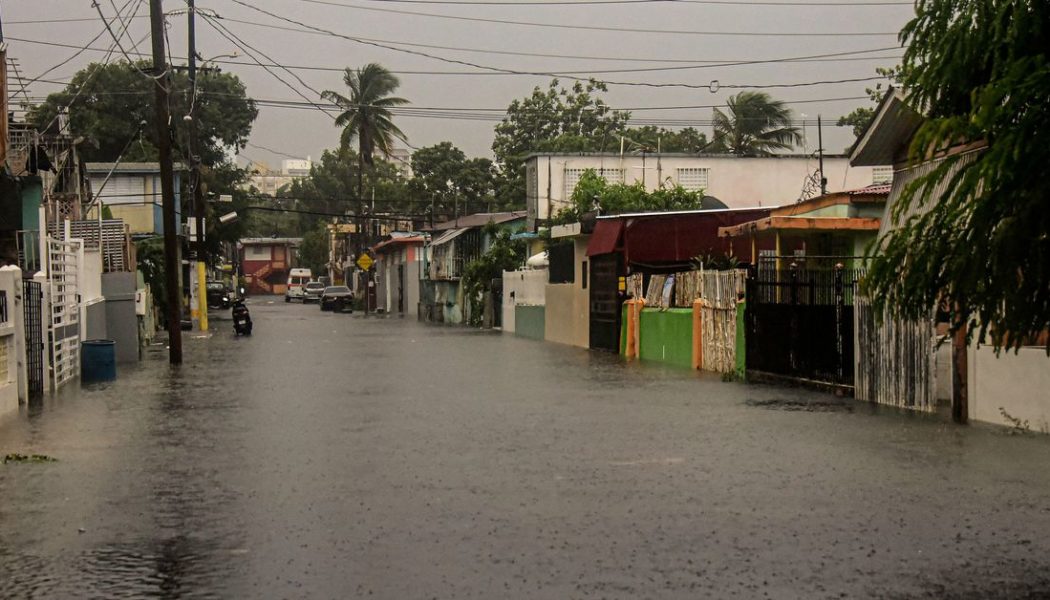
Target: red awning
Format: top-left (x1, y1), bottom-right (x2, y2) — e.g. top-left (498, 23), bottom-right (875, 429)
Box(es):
top-left (586, 219), bottom-right (624, 256)
top-left (624, 209), bottom-right (771, 264)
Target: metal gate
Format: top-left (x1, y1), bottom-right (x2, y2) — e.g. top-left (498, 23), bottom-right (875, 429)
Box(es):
top-left (589, 254), bottom-right (623, 352)
top-left (854, 298), bottom-right (937, 411)
top-left (745, 266), bottom-right (860, 386)
top-left (22, 279), bottom-right (44, 396)
top-left (48, 237), bottom-right (81, 389)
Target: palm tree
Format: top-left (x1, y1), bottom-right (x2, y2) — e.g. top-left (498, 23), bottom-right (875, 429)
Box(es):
top-left (322, 63), bottom-right (409, 201)
top-left (711, 92), bottom-right (802, 155)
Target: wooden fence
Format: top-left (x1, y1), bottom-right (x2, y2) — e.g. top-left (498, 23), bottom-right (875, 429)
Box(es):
top-left (854, 296), bottom-right (937, 411)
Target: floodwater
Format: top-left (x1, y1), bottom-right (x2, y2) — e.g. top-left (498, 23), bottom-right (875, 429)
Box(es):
top-left (2, 301), bottom-right (1050, 599)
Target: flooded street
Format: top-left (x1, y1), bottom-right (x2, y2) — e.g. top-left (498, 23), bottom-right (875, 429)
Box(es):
top-left (2, 301), bottom-right (1050, 599)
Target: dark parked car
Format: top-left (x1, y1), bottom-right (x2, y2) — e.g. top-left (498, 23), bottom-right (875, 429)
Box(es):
top-left (303, 281), bottom-right (326, 303)
top-left (206, 281), bottom-right (231, 309)
top-left (320, 286), bottom-right (353, 312)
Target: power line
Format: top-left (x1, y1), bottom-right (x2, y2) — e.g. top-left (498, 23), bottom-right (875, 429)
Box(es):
top-left (353, 0), bottom-right (912, 5)
top-left (291, 0), bottom-right (900, 36)
top-left (4, 34), bottom-right (903, 72)
top-left (226, 1), bottom-right (895, 89)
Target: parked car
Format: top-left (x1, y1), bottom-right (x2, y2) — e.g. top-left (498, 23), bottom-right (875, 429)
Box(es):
top-left (205, 281), bottom-right (231, 309)
top-left (320, 286), bottom-right (353, 312)
top-left (285, 267), bottom-right (312, 302)
top-left (303, 281), bottom-right (326, 303)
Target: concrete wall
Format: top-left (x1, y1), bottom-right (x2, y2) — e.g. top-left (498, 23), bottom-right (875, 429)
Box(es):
top-left (543, 237), bottom-right (590, 348)
top-left (527, 154), bottom-right (881, 225)
top-left (515, 305), bottom-right (546, 341)
top-left (0, 266), bottom-right (26, 419)
top-left (502, 269), bottom-right (547, 334)
top-left (970, 346), bottom-right (1050, 432)
top-left (102, 272), bottom-right (139, 362)
top-left (434, 280), bottom-right (463, 324)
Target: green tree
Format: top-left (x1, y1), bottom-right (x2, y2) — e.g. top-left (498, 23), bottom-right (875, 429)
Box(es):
top-left (492, 79), bottom-right (630, 206)
top-left (409, 142), bottom-right (496, 222)
top-left (554, 170), bottom-right (707, 224)
top-left (321, 63), bottom-right (409, 202)
top-left (29, 61), bottom-right (257, 164)
top-left (866, 0), bottom-right (1050, 352)
top-left (838, 67), bottom-right (903, 142)
top-left (620, 126), bottom-right (709, 153)
top-left (298, 222), bottom-right (330, 275)
top-left (461, 223), bottom-right (527, 326)
top-left (710, 92), bottom-right (801, 155)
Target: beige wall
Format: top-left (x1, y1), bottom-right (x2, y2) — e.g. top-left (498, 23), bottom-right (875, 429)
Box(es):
top-left (502, 269), bottom-right (548, 333)
top-left (543, 237), bottom-right (590, 348)
top-left (971, 346), bottom-right (1050, 432)
top-left (108, 204), bottom-right (154, 234)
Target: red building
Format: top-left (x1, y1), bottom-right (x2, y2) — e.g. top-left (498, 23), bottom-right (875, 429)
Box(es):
top-left (239, 237), bottom-right (301, 295)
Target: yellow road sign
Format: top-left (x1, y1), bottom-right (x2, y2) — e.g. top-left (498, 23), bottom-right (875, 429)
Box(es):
top-left (356, 253), bottom-right (374, 271)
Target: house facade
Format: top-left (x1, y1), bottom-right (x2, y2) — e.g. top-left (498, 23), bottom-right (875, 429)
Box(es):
top-left (239, 237), bottom-right (301, 295)
top-left (373, 234), bottom-right (425, 316)
top-left (525, 153), bottom-right (889, 229)
top-left (85, 162), bottom-right (184, 236)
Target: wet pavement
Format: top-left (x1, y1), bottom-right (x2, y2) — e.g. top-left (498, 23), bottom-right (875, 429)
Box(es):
top-left (2, 300), bottom-right (1050, 599)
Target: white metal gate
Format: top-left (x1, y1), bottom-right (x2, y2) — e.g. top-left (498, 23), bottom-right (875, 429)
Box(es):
top-left (48, 236), bottom-right (82, 389)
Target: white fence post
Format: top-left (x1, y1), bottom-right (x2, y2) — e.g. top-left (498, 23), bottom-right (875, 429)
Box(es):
top-left (0, 266), bottom-right (25, 415)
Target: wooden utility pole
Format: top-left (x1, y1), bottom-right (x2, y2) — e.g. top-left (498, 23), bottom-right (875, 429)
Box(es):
top-left (149, 0), bottom-right (183, 363)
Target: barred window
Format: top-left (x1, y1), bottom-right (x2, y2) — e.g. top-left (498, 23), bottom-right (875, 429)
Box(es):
top-left (872, 166), bottom-right (894, 185)
top-left (677, 167), bottom-right (710, 191)
top-left (564, 168), bottom-right (625, 198)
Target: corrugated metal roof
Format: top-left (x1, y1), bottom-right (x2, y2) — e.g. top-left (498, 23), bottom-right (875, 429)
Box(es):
top-left (85, 162), bottom-right (189, 173)
top-left (425, 211), bottom-right (526, 231)
top-left (849, 89), bottom-right (924, 167)
top-left (848, 183), bottom-right (892, 196)
top-left (430, 228), bottom-right (469, 247)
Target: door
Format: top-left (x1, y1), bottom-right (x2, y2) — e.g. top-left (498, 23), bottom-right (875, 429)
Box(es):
top-left (22, 280), bottom-right (44, 397)
top-left (397, 264), bottom-right (405, 314)
top-left (589, 253), bottom-right (623, 352)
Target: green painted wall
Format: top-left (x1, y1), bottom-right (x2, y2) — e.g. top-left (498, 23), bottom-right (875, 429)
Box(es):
top-left (515, 305), bottom-right (546, 340)
top-left (637, 308), bottom-right (694, 369)
top-left (20, 177), bottom-right (42, 231)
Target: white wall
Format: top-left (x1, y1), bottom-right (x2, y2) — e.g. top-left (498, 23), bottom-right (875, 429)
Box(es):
top-left (970, 346), bottom-right (1050, 432)
top-left (0, 266), bottom-right (26, 419)
top-left (526, 154), bottom-right (880, 226)
top-left (502, 269), bottom-right (548, 333)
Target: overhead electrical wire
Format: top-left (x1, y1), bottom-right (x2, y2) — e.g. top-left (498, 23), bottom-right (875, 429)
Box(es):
top-left (352, 0), bottom-right (912, 5)
top-left (226, 1), bottom-right (896, 90)
top-left (4, 34), bottom-right (903, 72)
top-left (289, 0), bottom-right (900, 36)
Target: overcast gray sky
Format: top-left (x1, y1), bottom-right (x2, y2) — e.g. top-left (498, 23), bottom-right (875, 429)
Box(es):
top-left (3, 0), bottom-right (914, 168)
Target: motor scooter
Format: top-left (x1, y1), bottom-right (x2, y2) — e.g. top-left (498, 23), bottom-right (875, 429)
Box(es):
top-left (232, 301), bottom-right (253, 336)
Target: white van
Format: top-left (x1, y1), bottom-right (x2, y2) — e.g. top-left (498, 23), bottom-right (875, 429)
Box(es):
top-left (285, 268), bottom-right (313, 302)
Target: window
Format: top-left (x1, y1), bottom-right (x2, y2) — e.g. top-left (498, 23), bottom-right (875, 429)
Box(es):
top-left (564, 168), bottom-right (625, 198)
top-left (676, 167), bottom-right (710, 191)
top-left (245, 245), bottom-right (271, 261)
top-left (872, 166), bottom-right (894, 185)
top-left (581, 261), bottom-right (588, 290)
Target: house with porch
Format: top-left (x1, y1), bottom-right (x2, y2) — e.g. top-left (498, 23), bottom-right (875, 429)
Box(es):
top-left (421, 211), bottom-right (526, 324)
top-left (239, 237), bottom-right (301, 295)
top-left (850, 89), bottom-right (1050, 429)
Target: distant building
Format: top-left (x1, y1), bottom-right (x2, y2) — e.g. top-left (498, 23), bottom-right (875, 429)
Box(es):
top-left (385, 148), bottom-right (412, 179)
top-left (85, 162), bottom-right (185, 236)
top-left (524, 153), bottom-right (886, 230)
top-left (244, 157), bottom-right (312, 197)
top-left (239, 237), bottom-right (301, 295)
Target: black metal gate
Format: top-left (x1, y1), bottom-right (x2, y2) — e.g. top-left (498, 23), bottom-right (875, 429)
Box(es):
top-left (589, 254), bottom-right (623, 352)
top-left (22, 279), bottom-right (44, 396)
top-left (745, 266), bottom-right (859, 386)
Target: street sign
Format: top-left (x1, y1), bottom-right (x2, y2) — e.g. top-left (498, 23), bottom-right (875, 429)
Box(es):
top-left (356, 253), bottom-right (374, 271)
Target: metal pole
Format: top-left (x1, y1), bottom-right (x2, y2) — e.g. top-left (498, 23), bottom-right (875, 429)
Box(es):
top-left (188, 0), bottom-right (208, 332)
top-left (817, 115), bottom-right (827, 196)
top-left (149, 0), bottom-right (182, 364)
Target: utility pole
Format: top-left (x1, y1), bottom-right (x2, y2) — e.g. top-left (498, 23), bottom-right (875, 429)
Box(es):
top-left (187, 0), bottom-right (208, 332)
top-left (149, 0), bottom-right (182, 363)
top-left (817, 115), bottom-right (827, 196)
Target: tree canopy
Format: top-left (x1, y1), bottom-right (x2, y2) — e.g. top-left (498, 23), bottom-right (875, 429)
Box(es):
top-left (709, 92), bottom-right (801, 155)
top-left (865, 0), bottom-right (1050, 352)
top-left (554, 170), bottom-right (708, 224)
top-left (29, 61), bottom-right (257, 165)
top-left (409, 142), bottom-right (496, 221)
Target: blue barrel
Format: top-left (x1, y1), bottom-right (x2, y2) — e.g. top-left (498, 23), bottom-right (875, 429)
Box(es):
top-left (81, 340), bottom-right (117, 383)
